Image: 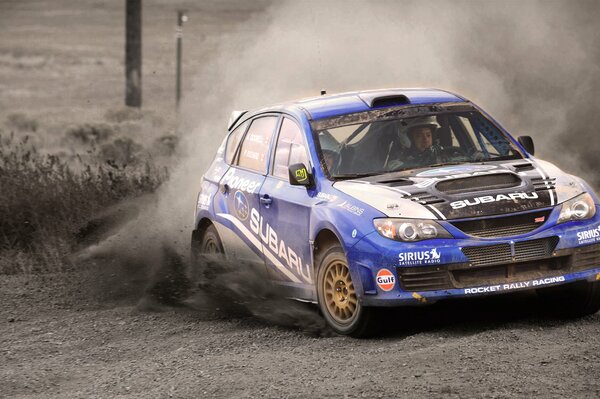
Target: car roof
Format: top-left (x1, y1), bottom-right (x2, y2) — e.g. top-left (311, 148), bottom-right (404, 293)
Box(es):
top-left (247, 88), bottom-right (467, 122)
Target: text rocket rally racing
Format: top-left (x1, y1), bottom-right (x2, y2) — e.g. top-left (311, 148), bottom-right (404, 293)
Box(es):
top-left (191, 88), bottom-right (600, 336)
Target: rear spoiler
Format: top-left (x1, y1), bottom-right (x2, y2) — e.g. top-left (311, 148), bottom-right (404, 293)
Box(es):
top-left (228, 110), bottom-right (248, 131)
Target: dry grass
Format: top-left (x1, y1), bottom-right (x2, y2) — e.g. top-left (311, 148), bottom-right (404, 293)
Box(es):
top-left (0, 132), bottom-right (167, 274)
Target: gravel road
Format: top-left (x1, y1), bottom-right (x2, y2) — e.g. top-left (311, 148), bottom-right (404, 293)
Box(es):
top-left (2, 263), bottom-right (599, 399)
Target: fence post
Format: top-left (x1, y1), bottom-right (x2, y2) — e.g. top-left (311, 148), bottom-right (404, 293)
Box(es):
top-left (125, 0), bottom-right (142, 107)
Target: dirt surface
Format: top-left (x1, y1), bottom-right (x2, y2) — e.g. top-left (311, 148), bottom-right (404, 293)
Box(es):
top-left (2, 268), bottom-right (599, 399)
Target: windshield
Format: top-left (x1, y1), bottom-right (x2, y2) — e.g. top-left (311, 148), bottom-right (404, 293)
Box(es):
top-left (313, 107), bottom-right (523, 179)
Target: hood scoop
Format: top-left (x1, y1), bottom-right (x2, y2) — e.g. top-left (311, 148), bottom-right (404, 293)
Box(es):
top-left (378, 178), bottom-right (413, 187)
top-left (435, 173), bottom-right (521, 195)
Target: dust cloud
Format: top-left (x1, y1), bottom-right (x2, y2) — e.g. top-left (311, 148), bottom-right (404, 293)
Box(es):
top-left (82, 0), bottom-right (600, 332)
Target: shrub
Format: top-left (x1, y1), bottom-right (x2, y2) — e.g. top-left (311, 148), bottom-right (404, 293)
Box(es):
top-left (0, 133), bottom-right (167, 274)
top-left (65, 123), bottom-right (115, 144)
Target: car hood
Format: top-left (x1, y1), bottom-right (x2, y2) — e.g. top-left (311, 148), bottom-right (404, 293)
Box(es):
top-left (333, 159), bottom-right (585, 220)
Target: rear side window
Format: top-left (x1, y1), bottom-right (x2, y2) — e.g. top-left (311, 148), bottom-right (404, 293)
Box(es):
top-left (237, 116), bottom-right (278, 173)
top-left (225, 120), bottom-right (248, 164)
top-left (273, 117), bottom-right (310, 179)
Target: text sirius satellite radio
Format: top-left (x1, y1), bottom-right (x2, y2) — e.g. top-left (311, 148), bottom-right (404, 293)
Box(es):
top-left (398, 249), bottom-right (441, 266)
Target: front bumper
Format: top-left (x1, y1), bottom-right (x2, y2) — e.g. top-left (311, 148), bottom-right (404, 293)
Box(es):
top-left (348, 209), bottom-right (600, 307)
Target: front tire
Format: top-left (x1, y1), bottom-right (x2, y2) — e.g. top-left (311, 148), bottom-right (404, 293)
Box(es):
top-left (537, 280), bottom-right (600, 318)
top-left (316, 245), bottom-right (379, 337)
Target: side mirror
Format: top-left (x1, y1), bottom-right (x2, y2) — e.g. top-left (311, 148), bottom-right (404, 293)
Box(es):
top-left (518, 136), bottom-right (535, 155)
top-left (288, 163), bottom-right (313, 187)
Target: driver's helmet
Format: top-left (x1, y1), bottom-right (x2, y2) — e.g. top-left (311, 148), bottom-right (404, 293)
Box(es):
top-left (404, 115), bottom-right (440, 137)
top-left (396, 115), bottom-right (440, 149)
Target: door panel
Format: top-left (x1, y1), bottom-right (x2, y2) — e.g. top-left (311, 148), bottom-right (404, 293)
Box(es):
top-left (259, 178), bottom-right (314, 286)
top-left (212, 115), bottom-right (279, 272)
top-left (259, 117), bottom-right (316, 295)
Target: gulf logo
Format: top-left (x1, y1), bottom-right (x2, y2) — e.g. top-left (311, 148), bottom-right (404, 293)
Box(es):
top-left (376, 268), bottom-right (396, 291)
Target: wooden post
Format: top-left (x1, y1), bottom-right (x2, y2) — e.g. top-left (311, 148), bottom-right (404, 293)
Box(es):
top-left (125, 0), bottom-right (142, 107)
top-left (175, 10), bottom-right (187, 111)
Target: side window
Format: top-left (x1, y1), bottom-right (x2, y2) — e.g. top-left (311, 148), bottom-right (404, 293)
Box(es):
top-left (225, 120), bottom-right (248, 164)
top-left (273, 117), bottom-right (310, 179)
top-left (237, 116), bottom-right (277, 173)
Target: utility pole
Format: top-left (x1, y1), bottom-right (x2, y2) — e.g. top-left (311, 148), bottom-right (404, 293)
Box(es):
top-left (175, 10), bottom-right (187, 111)
top-left (125, 0), bottom-right (142, 107)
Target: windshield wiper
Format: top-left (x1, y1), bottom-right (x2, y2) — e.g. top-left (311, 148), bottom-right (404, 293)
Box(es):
top-left (332, 172), bottom-right (381, 180)
top-left (424, 161), bottom-right (466, 168)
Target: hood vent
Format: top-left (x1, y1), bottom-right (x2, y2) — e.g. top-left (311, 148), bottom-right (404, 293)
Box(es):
top-left (512, 162), bottom-right (535, 172)
top-left (531, 177), bottom-right (556, 191)
top-left (378, 178), bottom-right (413, 187)
top-left (409, 191), bottom-right (445, 205)
top-left (435, 173), bottom-right (521, 195)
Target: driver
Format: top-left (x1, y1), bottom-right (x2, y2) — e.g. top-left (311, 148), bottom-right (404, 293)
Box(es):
top-left (386, 116), bottom-right (440, 170)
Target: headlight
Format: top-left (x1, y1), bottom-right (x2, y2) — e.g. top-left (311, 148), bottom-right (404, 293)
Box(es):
top-left (557, 192), bottom-right (596, 224)
top-left (373, 218), bottom-right (452, 242)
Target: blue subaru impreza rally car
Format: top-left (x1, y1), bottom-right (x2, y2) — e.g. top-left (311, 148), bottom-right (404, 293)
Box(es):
top-left (192, 88), bottom-right (600, 336)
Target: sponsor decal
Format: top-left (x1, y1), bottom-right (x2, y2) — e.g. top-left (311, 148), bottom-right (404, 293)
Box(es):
top-left (463, 276), bottom-right (566, 295)
top-left (197, 193), bottom-right (211, 210)
top-left (249, 208), bottom-right (312, 281)
top-left (577, 224), bottom-right (600, 245)
top-left (234, 191), bottom-right (249, 221)
top-left (316, 192), bottom-right (337, 202)
top-left (399, 248), bottom-right (441, 266)
top-left (416, 164), bottom-right (497, 177)
top-left (415, 169), bottom-right (505, 189)
top-left (337, 200), bottom-right (364, 216)
top-left (197, 181), bottom-right (212, 210)
top-left (376, 268), bottom-right (396, 291)
top-left (295, 167), bottom-right (308, 182)
top-left (222, 169), bottom-right (261, 194)
top-left (450, 192), bottom-right (539, 210)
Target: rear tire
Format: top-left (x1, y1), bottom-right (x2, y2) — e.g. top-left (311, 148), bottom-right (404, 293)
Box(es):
top-left (537, 280), bottom-right (600, 318)
top-left (190, 224), bottom-right (224, 285)
top-left (316, 245), bottom-right (380, 337)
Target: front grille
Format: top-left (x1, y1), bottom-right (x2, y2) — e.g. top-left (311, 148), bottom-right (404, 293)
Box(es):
top-left (397, 256), bottom-right (569, 291)
top-left (451, 210), bottom-right (551, 238)
top-left (461, 243), bottom-right (512, 266)
top-left (397, 241), bottom-right (600, 292)
top-left (514, 236), bottom-right (559, 262)
top-left (461, 236), bottom-right (559, 267)
top-left (571, 244), bottom-right (600, 271)
top-left (396, 267), bottom-right (451, 291)
top-left (451, 257), bottom-right (569, 288)
top-left (435, 173), bottom-right (521, 195)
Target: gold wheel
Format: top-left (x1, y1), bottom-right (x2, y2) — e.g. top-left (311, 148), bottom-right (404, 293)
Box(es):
top-left (322, 258), bottom-right (358, 324)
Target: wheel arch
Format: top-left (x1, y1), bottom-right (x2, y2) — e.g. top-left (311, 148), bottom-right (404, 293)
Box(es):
top-left (313, 228), bottom-right (342, 274)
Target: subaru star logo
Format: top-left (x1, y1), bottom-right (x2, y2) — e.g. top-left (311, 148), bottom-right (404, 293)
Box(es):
top-left (234, 190), bottom-right (249, 221)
